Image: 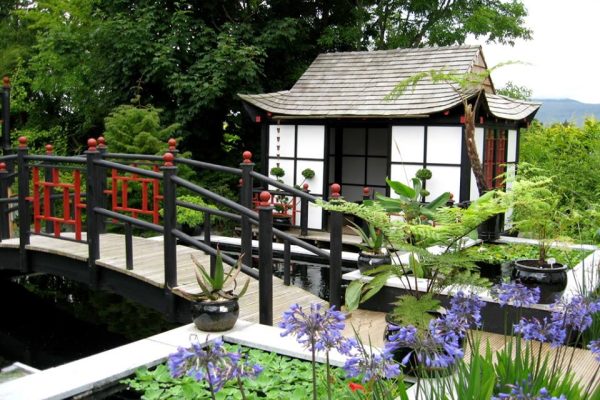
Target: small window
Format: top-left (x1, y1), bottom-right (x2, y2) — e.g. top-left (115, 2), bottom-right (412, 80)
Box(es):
top-left (483, 128), bottom-right (507, 190)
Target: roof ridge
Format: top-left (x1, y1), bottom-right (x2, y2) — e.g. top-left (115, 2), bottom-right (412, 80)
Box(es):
top-left (316, 44), bottom-right (481, 58)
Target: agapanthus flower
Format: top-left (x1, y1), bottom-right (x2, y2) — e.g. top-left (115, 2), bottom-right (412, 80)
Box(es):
top-left (589, 339), bottom-right (600, 362)
top-left (385, 318), bottom-right (464, 369)
top-left (279, 303), bottom-right (354, 355)
top-left (167, 337), bottom-right (262, 393)
top-left (343, 345), bottom-right (401, 382)
top-left (551, 295), bottom-right (595, 332)
top-left (513, 317), bottom-right (566, 347)
top-left (447, 291), bottom-right (486, 330)
top-left (493, 377), bottom-right (566, 399)
top-left (491, 282), bottom-right (540, 308)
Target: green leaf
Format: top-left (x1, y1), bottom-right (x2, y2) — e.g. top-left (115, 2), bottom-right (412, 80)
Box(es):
top-left (386, 177), bottom-right (416, 199)
top-left (344, 279), bottom-right (365, 311)
top-left (424, 191), bottom-right (451, 210)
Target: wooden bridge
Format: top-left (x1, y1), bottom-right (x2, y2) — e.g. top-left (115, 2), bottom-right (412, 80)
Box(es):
top-left (0, 136), bottom-right (347, 325)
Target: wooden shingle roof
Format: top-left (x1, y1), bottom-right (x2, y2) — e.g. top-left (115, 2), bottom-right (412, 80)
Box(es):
top-left (239, 45), bottom-right (539, 121)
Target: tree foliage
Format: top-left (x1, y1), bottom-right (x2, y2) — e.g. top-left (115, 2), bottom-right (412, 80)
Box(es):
top-left (497, 81), bottom-right (532, 100)
top-left (1, 0), bottom-right (531, 164)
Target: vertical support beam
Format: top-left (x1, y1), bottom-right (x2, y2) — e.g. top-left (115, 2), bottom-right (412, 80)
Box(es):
top-left (44, 145), bottom-right (55, 234)
top-left (125, 221), bottom-right (133, 270)
top-left (240, 151), bottom-right (254, 269)
top-left (2, 77), bottom-right (11, 155)
top-left (283, 240), bottom-right (291, 286)
top-left (300, 183), bottom-right (309, 236)
top-left (161, 152), bottom-right (177, 319)
top-left (203, 211), bottom-right (215, 276)
top-left (16, 137), bottom-right (30, 272)
top-left (258, 191), bottom-right (273, 326)
top-left (97, 136), bottom-right (108, 234)
top-left (328, 183), bottom-right (343, 310)
top-left (85, 138), bottom-right (101, 286)
top-left (0, 162), bottom-right (9, 240)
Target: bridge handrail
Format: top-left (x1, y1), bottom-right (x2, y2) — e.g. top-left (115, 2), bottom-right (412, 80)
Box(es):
top-left (0, 154), bottom-right (16, 162)
top-left (176, 157), bottom-right (242, 176)
top-left (25, 155), bottom-right (85, 164)
top-left (176, 199), bottom-right (330, 259)
top-left (94, 159), bottom-right (163, 180)
top-left (249, 171), bottom-right (318, 202)
top-left (94, 207), bottom-right (164, 233)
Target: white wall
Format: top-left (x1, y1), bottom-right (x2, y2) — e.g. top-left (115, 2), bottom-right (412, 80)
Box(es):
top-left (391, 126), bottom-right (425, 163)
top-left (427, 126), bottom-right (462, 164)
top-left (268, 124), bottom-right (325, 229)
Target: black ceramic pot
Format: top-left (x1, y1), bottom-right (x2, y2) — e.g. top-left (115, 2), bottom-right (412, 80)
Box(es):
top-left (477, 213), bottom-right (504, 242)
top-left (511, 259), bottom-right (568, 304)
top-left (357, 251), bottom-right (391, 273)
top-left (191, 298), bottom-right (239, 332)
top-left (273, 215), bottom-right (292, 231)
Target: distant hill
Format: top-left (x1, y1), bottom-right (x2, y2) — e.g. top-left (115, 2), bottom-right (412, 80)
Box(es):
top-left (533, 98), bottom-right (600, 126)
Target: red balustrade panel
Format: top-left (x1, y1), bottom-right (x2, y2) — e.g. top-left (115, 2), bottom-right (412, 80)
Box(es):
top-left (31, 166), bottom-right (84, 240)
top-left (105, 165), bottom-right (162, 224)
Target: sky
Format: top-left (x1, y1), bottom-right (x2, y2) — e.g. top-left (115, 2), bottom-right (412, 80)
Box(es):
top-left (468, 0), bottom-right (600, 104)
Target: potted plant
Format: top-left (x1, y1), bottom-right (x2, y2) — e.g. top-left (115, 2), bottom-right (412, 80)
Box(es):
top-left (348, 220), bottom-right (391, 272)
top-left (321, 188), bottom-right (506, 374)
top-left (188, 249), bottom-right (249, 332)
top-left (270, 166), bottom-right (293, 230)
top-left (509, 176), bottom-right (569, 303)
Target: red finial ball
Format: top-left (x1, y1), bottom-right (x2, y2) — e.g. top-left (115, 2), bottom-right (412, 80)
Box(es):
top-left (331, 183), bottom-right (341, 199)
top-left (0, 162), bottom-right (6, 172)
top-left (363, 187), bottom-right (370, 196)
top-left (18, 136), bottom-right (27, 148)
top-left (2, 76), bottom-right (10, 87)
top-left (168, 138), bottom-right (177, 150)
top-left (87, 138), bottom-right (97, 151)
top-left (238, 178), bottom-right (243, 187)
top-left (303, 183), bottom-right (309, 191)
top-left (97, 136), bottom-right (106, 148)
top-left (163, 152), bottom-right (174, 166)
top-left (45, 144), bottom-right (53, 154)
top-left (242, 150), bottom-right (252, 164)
top-left (259, 191), bottom-right (271, 206)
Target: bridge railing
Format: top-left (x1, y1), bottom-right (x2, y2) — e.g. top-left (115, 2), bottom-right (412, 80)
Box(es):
top-left (5, 135), bottom-right (345, 325)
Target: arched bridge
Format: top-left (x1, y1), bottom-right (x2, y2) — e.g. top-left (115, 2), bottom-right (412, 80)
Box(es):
top-left (0, 137), bottom-right (346, 326)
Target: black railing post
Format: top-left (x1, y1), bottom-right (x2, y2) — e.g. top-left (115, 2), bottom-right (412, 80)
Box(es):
top-left (16, 136), bottom-right (30, 272)
top-left (161, 152), bottom-right (177, 318)
top-left (0, 162), bottom-right (9, 240)
top-left (44, 144), bottom-right (55, 235)
top-left (362, 186), bottom-right (371, 201)
top-left (125, 221), bottom-right (133, 270)
top-left (300, 183), bottom-right (309, 236)
top-left (258, 191), bottom-right (273, 326)
top-left (97, 136), bottom-right (107, 234)
top-left (203, 211), bottom-right (216, 276)
top-left (283, 240), bottom-right (291, 286)
top-left (85, 138), bottom-right (101, 286)
top-left (2, 77), bottom-right (11, 155)
top-left (329, 183), bottom-right (343, 310)
top-left (240, 151), bottom-right (254, 269)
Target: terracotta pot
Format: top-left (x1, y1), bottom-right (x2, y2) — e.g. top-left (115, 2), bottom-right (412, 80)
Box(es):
top-left (511, 259), bottom-right (568, 304)
top-left (191, 298), bottom-right (239, 332)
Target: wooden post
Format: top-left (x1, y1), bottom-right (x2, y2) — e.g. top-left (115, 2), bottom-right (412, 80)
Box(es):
top-left (283, 240), bottom-right (291, 286)
top-left (258, 191), bottom-right (273, 326)
top-left (240, 151), bottom-right (254, 269)
top-left (16, 137), bottom-right (30, 272)
top-left (97, 136), bottom-right (107, 234)
top-left (85, 138), bottom-right (101, 286)
top-left (329, 183), bottom-right (343, 310)
top-left (161, 152), bottom-right (177, 319)
top-left (0, 162), bottom-right (8, 240)
top-left (44, 144), bottom-right (55, 235)
top-left (300, 183), bottom-right (309, 236)
top-left (2, 77), bottom-right (11, 155)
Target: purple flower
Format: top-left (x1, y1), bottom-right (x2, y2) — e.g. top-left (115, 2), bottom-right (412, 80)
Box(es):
top-left (491, 282), bottom-right (540, 308)
top-left (513, 317), bottom-right (566, 348)
top-left (589, 339), bottom-right (600, 362)
top-left (343, 345), bottom-right (401, 382)
top-left (551, 295), bottom-right (595, 332)
top-left (385, 319), bottom-right (464, 369)
top-left (447, 291), bottom-right (486, 330)
top-left (493, 378), bottom-right (566, 399)
top-left (167, 337), bottom-right (262, 393)
top-left (279, 303), bottom-right (354, 355)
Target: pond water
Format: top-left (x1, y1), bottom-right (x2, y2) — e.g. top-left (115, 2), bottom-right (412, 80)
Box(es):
top-left (0, 273), bottom-right (177, 371)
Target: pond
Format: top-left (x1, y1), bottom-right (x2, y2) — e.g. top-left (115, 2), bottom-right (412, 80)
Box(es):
top-left (0, 273), bottom-right (177, 371)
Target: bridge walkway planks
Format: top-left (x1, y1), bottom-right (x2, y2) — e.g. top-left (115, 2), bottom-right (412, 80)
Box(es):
top-left (0, 233), bottom-right (328, 325)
